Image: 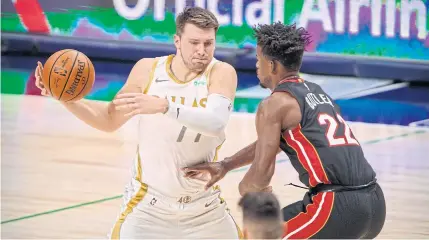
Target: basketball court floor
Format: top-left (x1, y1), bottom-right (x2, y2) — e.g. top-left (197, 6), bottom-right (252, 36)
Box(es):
top-left (1, 93), bottom-right (429, 239)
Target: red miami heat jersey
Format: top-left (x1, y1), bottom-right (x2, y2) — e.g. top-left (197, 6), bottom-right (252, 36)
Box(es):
top-left (274, 77), bottom-right (376, 188)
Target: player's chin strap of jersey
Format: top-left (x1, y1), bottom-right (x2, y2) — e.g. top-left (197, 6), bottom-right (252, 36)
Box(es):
top-left (164, 93), bottom-right (232, 137)
top-left (286, 178), bottom-right (378, 196)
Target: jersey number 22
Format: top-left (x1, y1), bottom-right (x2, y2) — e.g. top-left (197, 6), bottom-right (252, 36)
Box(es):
top-left (318, 113), bottom-right (359, 146)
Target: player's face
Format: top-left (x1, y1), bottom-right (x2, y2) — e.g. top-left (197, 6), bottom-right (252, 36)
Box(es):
top-left (256, 45), bottom-right (272, 89)
top-left (174, 23), bottom-right (216, 72)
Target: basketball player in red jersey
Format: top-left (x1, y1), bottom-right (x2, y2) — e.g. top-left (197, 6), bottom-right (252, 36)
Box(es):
top-left (184, 22), bottom-right (386, 239)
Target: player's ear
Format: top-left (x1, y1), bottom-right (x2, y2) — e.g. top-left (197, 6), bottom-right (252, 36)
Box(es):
top-left (174, 34), bottom-right (181, 50)
top-left (270, 60), bottom-right (276, 74)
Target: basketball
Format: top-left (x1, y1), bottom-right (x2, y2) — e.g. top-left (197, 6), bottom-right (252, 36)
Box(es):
top-left (42, 49), bottom-right (95, 102)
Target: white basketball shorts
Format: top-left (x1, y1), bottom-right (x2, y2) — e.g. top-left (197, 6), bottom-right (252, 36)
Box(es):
top-left (108, 184), bottom-right (242, 239)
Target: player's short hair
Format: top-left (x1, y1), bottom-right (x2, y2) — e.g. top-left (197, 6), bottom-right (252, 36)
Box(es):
top-left (238, 192), bottom-right (283, 239)
top-left (176, 7), bottom-right (219, 36)
top-left (253, 22), bottom-right (312, 71)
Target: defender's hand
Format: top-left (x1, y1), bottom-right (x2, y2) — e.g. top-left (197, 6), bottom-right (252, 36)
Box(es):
top-left (113, 93), bottom-right (168, 117)
top-left (183, 162), bottom-right (228, 190)
top-left (34, 61), bottom-right (51, 96)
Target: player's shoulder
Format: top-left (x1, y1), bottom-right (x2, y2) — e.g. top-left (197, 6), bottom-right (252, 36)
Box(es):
top-left (271, 90), bottom-right (299, 105)
top-left (125, 58), bottom-right (159, 87)
top-left (134, 57), bottom-right (157, 69)
top-left (213, 60), bottom-right (235, 69)
top-left (134, 55), bottom-right (174, 71)
top-left (211, 61), bottom-right (237, 75)
top-left (260, 91), bottom-right (300, 114)
top-left (256, 91), bottom-right (301, 129)
top-left (209, 61), bottom-right (237, 84)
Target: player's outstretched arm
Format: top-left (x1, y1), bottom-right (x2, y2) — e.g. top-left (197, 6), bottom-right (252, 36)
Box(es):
top-left (238, 92), bottom-right (301, 196)
top-left (183, 141), bottom-right (282, 190)
top-left (222, 141), bottom-right (258, 171)
top-left (163, 62), bottom-right (237, 137)
top-left (217, 94), bottom-right (285, 172)
top-left (183, 141), bottom-right (256, 190)
top-left (59, 58), bottom-right (156, 132)
top-left (222, 141), bottom-right (283, 172)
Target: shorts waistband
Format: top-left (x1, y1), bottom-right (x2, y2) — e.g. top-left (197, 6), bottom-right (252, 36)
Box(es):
top-left (309, 179), bottom-right (377, 196)
top-left (145, 185), bottom-right (218, 205)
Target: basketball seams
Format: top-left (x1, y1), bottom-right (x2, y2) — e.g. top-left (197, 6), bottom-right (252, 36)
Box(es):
top-left (44, 49), bottom-right (95, 101)
top-left (66, 54), bottom-right (92, 102)
top-left (47, 49), bottom-right (74, 99)
top-left (58, 52), bottom-right (80, 100)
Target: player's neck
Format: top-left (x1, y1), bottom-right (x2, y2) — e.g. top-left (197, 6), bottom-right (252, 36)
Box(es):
top-left (271, 72), bottom-right (299, 90)
top-left (171, 55), bottom-right (202, 83)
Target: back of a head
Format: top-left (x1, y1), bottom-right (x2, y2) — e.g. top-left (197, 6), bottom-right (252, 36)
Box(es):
top-left (175, 7), bottom-right (219, 36)
top-left (253, 22), bottom-right (311, 72)
top-left (238, 192), bottom-right (283, 239)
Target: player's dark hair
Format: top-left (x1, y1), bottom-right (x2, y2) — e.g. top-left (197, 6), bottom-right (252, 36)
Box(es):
top-left (238, 192), bottom-right (282, 222)
top-left (239, 192), bottom-right (283, 239)
top-left (176, 7), bottom-right (219, 35)
top-left (253, 22), bottom-right (312, 71)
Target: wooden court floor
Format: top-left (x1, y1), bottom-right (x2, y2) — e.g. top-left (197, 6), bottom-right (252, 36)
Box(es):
top-left (1, 94), bottom-right (429, 239)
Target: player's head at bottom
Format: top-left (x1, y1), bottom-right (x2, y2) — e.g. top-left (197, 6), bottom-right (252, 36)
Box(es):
top-left (254, 22), bottom-right (311, 90)
top-left (238, 192), bottom-right (283, 239)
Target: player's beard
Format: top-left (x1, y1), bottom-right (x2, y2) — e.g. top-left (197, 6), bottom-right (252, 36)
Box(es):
top-left (180, 50), bottom-right (207, 72)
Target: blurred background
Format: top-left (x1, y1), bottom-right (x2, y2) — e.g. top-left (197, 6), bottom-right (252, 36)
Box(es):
top-left (2, 0), bottom-right (428, 126)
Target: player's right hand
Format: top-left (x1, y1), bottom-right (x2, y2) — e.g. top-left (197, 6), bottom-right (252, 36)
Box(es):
top-left (183, 162), bottom-right (227, 190)
top-left (34, 61), bottom-right (50, 96)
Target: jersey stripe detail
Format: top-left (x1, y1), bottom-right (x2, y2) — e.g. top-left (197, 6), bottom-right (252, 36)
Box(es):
top-left (205, 60), bottom-right (219, 88)
top-left (143, 58), bottom-right (160, 94)
top-left (110, 148), bottom-right (147, 239)
top-left (283, 124), bottom-right (331, 187)
top-left (282, 192), bottom-right (335, 239)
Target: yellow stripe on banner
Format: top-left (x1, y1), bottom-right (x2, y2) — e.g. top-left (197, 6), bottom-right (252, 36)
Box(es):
top-left (111, 150), bottom-right (147, 239)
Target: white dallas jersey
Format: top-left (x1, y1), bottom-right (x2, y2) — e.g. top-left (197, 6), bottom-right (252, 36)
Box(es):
top-left (130, 55), bottom-right (225, 198)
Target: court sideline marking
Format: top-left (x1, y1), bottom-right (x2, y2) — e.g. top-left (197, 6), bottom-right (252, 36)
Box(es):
top-left (1, 129), bottom-right (427, 225)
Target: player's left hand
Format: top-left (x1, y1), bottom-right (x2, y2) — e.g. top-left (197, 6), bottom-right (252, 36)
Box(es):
top-left (113, 93), bottom-right (168, 117)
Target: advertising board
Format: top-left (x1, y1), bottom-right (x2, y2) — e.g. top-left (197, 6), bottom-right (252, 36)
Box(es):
top-left (2, 0), bottom-right (428, 61)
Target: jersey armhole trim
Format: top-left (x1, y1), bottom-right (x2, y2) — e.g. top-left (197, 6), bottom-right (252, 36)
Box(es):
top-left (143, 58), bottom-right (160, 94)
top-left (165, 54), bottom-right (204, 84)
top-left (206, 61), bottom-right (220, 90)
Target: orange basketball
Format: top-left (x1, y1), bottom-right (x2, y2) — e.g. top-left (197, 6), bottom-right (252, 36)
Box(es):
top-left (42, 49), bottom-right (95, 102)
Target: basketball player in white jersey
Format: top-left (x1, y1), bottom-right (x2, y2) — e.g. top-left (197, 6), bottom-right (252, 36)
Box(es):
top-left (34, 6), bottom-right (241, 239)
